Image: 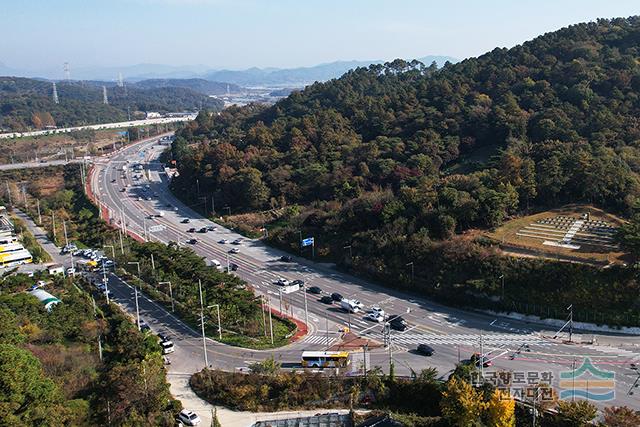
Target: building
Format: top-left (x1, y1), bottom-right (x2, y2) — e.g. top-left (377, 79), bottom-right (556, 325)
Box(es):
top-left (145, 112), bottom-right (162, 119)
top-left (48, 265), bottom-right (65, 276)
top-left (29, 288), bottom-right (61, 312)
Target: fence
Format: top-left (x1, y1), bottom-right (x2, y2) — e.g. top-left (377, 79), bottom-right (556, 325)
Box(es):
top-left (253, 412), bottom-right (351, 427)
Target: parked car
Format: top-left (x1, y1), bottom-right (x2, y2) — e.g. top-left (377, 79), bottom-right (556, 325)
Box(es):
top-left (320, 295), bottom-right (334, 304)
top-left (417, 344), bottom-right (435, 356)
top-left (280, 255), bottom-right (293, 262)
top-left (331, 293), bottom-right (343, 302)
top-left (177, 409), bottom-right (201, 426)
top-left (66, 267), bottom-right (76, 276)
top-left (307, 286), bottom-right (322, 294)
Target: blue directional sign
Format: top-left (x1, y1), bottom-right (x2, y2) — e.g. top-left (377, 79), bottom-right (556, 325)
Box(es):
top-left (301, 237), bottom-right (314, 247)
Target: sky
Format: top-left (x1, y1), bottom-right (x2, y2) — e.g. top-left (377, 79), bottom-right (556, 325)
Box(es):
top-left (1, 0), bottom-right (639, 75)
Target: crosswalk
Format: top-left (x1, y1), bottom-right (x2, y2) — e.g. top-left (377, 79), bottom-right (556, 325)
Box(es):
top-left (302, 335), bottom-right (337, 346)
top-left (362, 332), bottom-right (553, 350)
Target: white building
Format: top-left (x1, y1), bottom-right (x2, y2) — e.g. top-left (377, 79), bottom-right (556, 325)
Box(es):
top-left (29, 288), bottom-right (61, 312)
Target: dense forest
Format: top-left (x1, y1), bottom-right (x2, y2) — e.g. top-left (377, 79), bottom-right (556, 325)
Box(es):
top-left (170, 17), bottom-right (640, 324)
top-left (0, 77), bottom-right (223, 131)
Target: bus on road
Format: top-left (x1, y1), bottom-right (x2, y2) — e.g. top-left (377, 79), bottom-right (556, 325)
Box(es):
top-left (301, 351), bottom-right (350, 369)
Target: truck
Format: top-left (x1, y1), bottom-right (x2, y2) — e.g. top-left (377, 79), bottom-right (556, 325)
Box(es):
top-left (340, 299), bottom-right (360, 313)
top-left (156, 211), bottom-right (165, 217)
top-left (281, 283), bottom-right (301, 294)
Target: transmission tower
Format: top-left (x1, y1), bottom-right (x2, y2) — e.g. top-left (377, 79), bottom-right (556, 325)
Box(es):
top-left (52, 82), bottom-right (59, 104)
top-left (63, 62), bottom-right (71, 81)
top-left (117, 72), bottom-right (124, 87)
top-left (102, 86), bottom-right (109, 105)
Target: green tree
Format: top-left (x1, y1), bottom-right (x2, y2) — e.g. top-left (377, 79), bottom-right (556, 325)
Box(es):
top-left (0, 344), bottom-right (63, 425)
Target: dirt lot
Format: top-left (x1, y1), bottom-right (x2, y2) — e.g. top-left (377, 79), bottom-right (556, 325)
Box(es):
top-left (486, 204), bottom-right (629, 265)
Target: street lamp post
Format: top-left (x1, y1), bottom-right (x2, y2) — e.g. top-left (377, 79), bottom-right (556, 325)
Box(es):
top-left (103, 245), bottom-right (115, 259)
top-left (343, 245), bottom-right (352, 264)
top-left (500, 274), bottom-right (505, 300)
top-left (406, 262), bottom-right (414, 283)
top-left (159, 281), bottom-right (174, 312)
top-left (198, 279), bottom-right (209, 368)
top-left (127, 261), bottom-right (141, 278)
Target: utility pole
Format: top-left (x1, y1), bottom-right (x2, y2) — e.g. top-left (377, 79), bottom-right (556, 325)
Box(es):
top-left (279, 288), bottom-right (283, 314)
top-left (303, 284), bottom-right (309, 328)
top-left (209, 304), bottom-right (222, 340)
top-left (267, 294), bottom-right (274, 345)
top-left (36, 199), bottom-right (42, 225)
top-left (261, 295), bottom-right (267, 337)
top-left (150, 253), bottom-right (155, 271)
top-left (51, 212), bottom-right (56, 243)
top-left (500, 274), bottom-right (505, 300)
top-left (568, 304), bottom-right (573, 343)
top-left (159, 281), bottom-right (174, 312)
top-left (199, 279), bottom-right (209, 368)
top-left (343, 245), bottom-right (352, 264)
top-left (480, 332), bottom-right (484, 381)
top-left (62, 220), bottom-right (69, 247)
top-left (134, 286), bottom-right (140, 330)
top-left (118, 229), bottom-right (124, 254)
top-left (5, 182), bottom-right (11, 206)
top-left (102, 262), bottom-right (110, 304)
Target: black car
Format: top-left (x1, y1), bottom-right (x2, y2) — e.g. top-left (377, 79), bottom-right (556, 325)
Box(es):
top-left (187, 228), bottom-right (196, 233)
top-left (187, 239), bottom-right (197, 245)
top-left (320, 295), bottom-right (334, 304)
top-left (198, 228), bottom-right (207, 233)
top-left (229, 263), bottom-right (239, 271)
top-left (331, 292), bottom-right (343, 302)
top-left (388, 315), bottom-right (408, 331)
top-left (181, 218), bottom-right (190, 223)
top-left (158, 333), bottom-right (171, 343)
top-left (417, 344), bottom-right (435, 356)
top-left (280, 255), bottom-right (292, 262)
top-left (111, 179), bottom-right (117, 183)
top-left (291, 279), bottom-right (305, 286)
top-left (308, 286), bottom-right (322, 294)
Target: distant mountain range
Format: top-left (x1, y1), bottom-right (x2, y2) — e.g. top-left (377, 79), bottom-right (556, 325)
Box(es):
top-left (202, 56), bottom-right (458, 87)
top-left (0, 56), bottom-right (458, 89)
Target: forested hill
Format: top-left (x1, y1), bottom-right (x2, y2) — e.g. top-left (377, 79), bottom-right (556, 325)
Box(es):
top-left (0, 77), bottom-right (223, 131)
top-left (174, 17), bottom-right (640, 227)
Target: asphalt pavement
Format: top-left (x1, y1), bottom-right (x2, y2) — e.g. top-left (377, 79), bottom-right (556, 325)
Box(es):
top-left (90, 135), bottom-right (640, 409)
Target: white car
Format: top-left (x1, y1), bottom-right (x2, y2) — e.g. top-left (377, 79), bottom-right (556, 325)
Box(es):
top-left (351, 299), bottom-right (365, 310)
top-left (368, 306), bottom-right (385, 317)
top-left (218, 239), bottom-right (229, 244)
top-left (276, 278), bottom-right (290, 286)
top-left (365, 312), bottom-right (385, 323)
top-left (228, 248), bottom-right (240, 254)
top-left (66, 267), bottom-right (76, 276)
top-left (177, 409), bottom-right (201, 426)
top-left (160, 340), bottom-right (175, 354)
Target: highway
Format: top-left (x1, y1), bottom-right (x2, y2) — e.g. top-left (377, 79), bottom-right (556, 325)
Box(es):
top-left (0, 115), bottom-right (196, 139)
top-left (90, 134), bottom-right (640, 409)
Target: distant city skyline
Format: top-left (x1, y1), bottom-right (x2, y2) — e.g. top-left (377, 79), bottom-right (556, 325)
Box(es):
top-left (1, 0), bottom-right (640, 77)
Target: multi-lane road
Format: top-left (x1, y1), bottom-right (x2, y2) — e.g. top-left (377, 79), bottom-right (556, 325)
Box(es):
top-left (90, 134), bottom-right (640, 409)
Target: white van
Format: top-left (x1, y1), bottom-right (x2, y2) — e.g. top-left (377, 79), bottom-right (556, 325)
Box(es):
top-left (161, 340), bottom-right (175, 354)
top-left (211, 259), bottom-right (223, 271)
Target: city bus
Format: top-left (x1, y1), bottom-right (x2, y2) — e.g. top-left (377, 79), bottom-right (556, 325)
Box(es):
top-left (0, 248), bottom-right (32, 268)
top-left (301, 351), bottom-right (350, 368)
top-left (0, 243), bottom-right (25, 254)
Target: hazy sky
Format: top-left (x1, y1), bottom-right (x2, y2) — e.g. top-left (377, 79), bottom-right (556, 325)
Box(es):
top-left (2, 0), bottom-right (639, 73)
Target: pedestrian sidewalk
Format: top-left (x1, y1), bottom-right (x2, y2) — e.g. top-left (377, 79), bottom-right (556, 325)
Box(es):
top-left (13, 208), bottom-right (66, 265)
top-left (167, 372), bottom-right (352, 427)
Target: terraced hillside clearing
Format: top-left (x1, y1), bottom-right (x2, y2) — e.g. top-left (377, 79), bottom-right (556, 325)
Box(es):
top-left (487, 205), bottom-right (628, 265)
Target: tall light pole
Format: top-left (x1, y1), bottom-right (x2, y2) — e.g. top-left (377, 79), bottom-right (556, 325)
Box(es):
top-left (406, 262), bottom-right (414, 283)
top-left (499, 274), bottom-right (505, 300)
top-left (103, 245), bottom-right (115, 260)
top-left (127, 261), bottom-right (141, 278)
top-left (159, 281), bottom-right (174, 312)
top-left (208, 304), bottom-right (222, 340)
top-left (567, 304), bottom-right (573, 343)
top-left (343, 245), bottom-right (352, 264)
top-left (134, 286), bottom-right (141, 330)
top-left (198, 279), bottom-right (209, 368)
top-left (101, 260), bottom-right (110, 304)
top-left (302, 284), bottom-right (309, 328)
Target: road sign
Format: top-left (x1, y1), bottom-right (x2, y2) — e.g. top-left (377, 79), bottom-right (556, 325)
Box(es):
top-left (148, 225), bottom-right (166, 233)
top-left (301, 237), bottom-right (314, 247)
